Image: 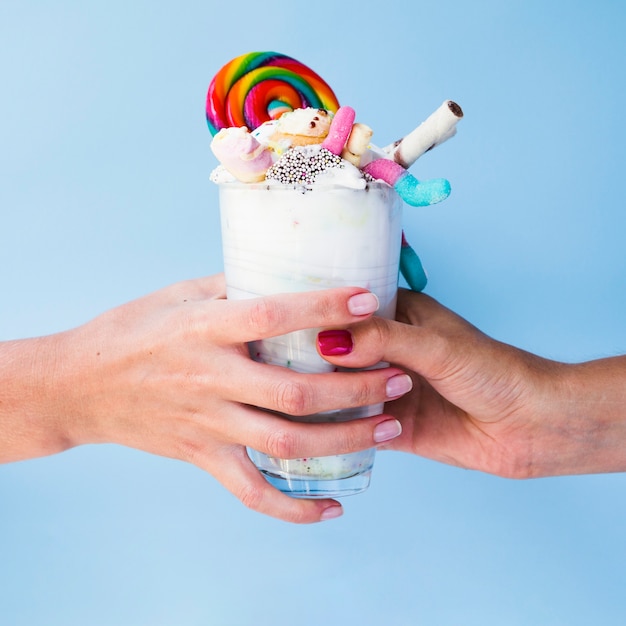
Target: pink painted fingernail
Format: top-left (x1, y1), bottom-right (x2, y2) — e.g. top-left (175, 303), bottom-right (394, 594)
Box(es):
top-left (317, 329), bottom-right (353, 356)
top-left (373, 419), bottom-right (403, 443)
top-left (386, 374), bottom-right (413, 398)
top-left (347, 292), bottom-right (379, 316)
top-left (320, 505), bottom-right (344, 521)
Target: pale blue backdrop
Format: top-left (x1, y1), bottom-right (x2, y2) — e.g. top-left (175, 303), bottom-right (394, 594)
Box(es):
top-left (1, 1), bottom-right (625, 624)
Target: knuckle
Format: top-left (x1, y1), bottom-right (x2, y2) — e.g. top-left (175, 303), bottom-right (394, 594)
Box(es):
top-left (264, 427), bottom-right (299, 459)
top-left (285, 508), bottom-right (315, 525)
top-left (330, 425), bottom-right (362, 455)
top-left (175, 438), bottom-right (202, 465)
top-left (169, 306), bottom-right (201, 342)
top-left (236, 468), bottom-right (312, 524)
top-left (237, 482), bottom-right (265, 512)
top-left (350, 382), bottom-right (374, 408)
top-left (311, 293), bottom-right (336, 323)
top-left (246, 298), bottom-right (285, 337)
top-left (370, 316), bottom-right (390, 348)
top-left (272, 380), bottom-right (312, 416)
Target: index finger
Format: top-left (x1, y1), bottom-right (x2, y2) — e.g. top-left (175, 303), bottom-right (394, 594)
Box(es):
top-left (205, 287), bottom-right (380, 344)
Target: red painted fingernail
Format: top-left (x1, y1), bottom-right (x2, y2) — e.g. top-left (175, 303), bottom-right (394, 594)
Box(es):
top-left (317, 329), bottom-right (354, 356)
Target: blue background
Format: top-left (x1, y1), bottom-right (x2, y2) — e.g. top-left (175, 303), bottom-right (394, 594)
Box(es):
top-left (1, 1), bottom-right (625, 624)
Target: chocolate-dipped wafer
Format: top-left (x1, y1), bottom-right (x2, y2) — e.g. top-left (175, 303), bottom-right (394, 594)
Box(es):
top-left (384, 100), bottom-right (463, 169)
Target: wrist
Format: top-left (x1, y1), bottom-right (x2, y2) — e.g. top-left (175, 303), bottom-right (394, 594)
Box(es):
top-left (0, 333), bottom-right (76, 462)
top-left (533, 357), bottom-right (626, 476)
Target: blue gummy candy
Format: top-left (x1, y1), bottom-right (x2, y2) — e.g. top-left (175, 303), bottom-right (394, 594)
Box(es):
top-left (394, 174), bottom-right (451, 207)
top-left (400, 243), bottom-right (428, 292)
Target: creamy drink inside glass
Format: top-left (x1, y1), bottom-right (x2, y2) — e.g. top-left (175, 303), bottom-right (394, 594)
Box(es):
top-left (218, 180), bottom-right (403, 498)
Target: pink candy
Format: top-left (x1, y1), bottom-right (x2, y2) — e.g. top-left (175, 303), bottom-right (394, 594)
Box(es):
top-left (211, 127), bottom-right (273, 183)
top-left (362, 158), bottom-right (405, 185)
top-left (321, 106), bottom-right (356, 155)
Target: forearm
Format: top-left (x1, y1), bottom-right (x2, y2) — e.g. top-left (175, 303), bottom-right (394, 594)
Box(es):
top-left (0, 334), bottom-right (75, 463)
top-left (544, 356), bottom-right (626, 476)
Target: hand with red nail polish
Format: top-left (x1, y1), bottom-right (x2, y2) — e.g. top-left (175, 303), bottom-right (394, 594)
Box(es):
top-left (317, 288), bottom-right (626, 479)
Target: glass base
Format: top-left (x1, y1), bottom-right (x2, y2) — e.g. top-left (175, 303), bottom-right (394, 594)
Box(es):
top-left (260, 469), bottom-right (372, 499)
top-left (247, 447), bottom-right (375, 498)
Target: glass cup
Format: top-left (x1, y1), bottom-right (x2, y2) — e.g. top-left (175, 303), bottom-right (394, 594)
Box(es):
top-left (218, 181), bottom-right (402, 498)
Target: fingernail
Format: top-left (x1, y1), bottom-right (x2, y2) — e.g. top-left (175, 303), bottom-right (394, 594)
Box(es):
top-left (374, 419), bottom-right (403, 443)
top-left (347, 292), bottom-right (379, 316)
top-left (317, 329), bottom-right (353, 356)
top-left (320, 505), bottom-right (344, 521)
top-left (386, 374), bottom-right (413, 398)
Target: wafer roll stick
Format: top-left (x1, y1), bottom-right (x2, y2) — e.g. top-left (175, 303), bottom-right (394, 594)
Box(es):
top-left (383, 100), bottom-right (463, 169)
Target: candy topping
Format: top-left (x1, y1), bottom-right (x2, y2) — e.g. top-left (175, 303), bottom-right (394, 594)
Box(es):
top-left (321, 106), bottom-right (356, 155)
top-left (210, 127), bottom-right (272, 183)
top-left (265, 146), bottom-right (343, 185)
top-left (206, 52), bottom-right (340, 135)
top-left (206, 52), bottom-right (465, 294)
top-left (362, 159), bottom-right (451, 207)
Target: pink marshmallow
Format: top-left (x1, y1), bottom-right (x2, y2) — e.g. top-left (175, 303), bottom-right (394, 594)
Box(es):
top-left (211, 127), bottom-right (273, 183)
top-left (321, 106), bottom-right (356, 155)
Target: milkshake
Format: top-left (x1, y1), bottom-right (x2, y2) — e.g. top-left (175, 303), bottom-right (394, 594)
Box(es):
top-left (206, 51), bottom-right (460, 497)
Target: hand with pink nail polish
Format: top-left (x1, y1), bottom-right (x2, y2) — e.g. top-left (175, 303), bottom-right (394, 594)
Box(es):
top-left (0, 276), bottom-right (408, 523)
top-left (317, 288), bottom-right (626, 479)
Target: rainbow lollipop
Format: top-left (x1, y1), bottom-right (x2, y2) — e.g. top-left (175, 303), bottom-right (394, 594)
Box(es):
top-left (206, 51), bottom-right (340, 135)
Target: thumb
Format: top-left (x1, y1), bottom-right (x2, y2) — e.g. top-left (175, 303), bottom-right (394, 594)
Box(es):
top-left (316, 316), bottom-right (423, 371)
top-left (316, 292), bottom-right (483, 382)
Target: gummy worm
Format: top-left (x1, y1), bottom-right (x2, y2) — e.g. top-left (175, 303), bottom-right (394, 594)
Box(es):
top-left (400, 232), bottom-right (428, 292)
top-left (362, 159), bottom-right (451, 207)
top-left (321, 106), bottom-right (356, 155)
